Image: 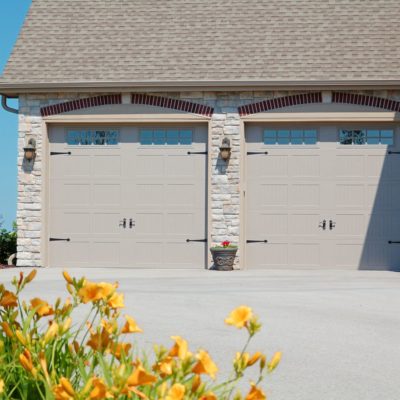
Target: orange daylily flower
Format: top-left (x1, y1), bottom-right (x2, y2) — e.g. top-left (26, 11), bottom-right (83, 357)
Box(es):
top-left (225, 306), bottom-right (253, 329)
top-left (53, 377), bottom-right (75, 400)
top-left (268, 351), bottom-right (282, 372)
top-left (109, 342), bottom-right (132, 360)
top-left (62, 270), bottom-right (73, 284)
top-left (199, 393), bottom-right (218, 400)
top-left (127, 366), bottom-right (157, 387)
top-left (25, 269), bottom-right (37, 283)
top-left (121, 315), bottom-right (143, 333)
top-left (44, 322), bottom-right (59, 343)
top-left (245, 383), bottom-right (266, 400)
top-left (101, 319), bottom-right (118, 334)
top-left (1, 321), bottom-right (13, 338)
top-left (153, 356), bottom-right (174, 377)
top-left (30, 298), bottom-right (54, 317)
top-left (107, 292), bottom-right (124, 308)
top-left (191, 375), bottom-right (201, 393)
top-left (248, 351), bottom-right (263, 366)
top-left (0, 291), bottom-right (18, 308)
top-left (90, 377), bottom-right (112, 399)
top-left (87, 329), bottom-right (111, 352)
top-left (19, 349), bottom-right (37, 377)
top-left (192, 350), bottom-right (218, 379)
top-left (78, 281), bottom-right (116, 303)
top-left (169, 336), bottom-right (191, 360)
top-left (165, 383), bottom-right (185, 400)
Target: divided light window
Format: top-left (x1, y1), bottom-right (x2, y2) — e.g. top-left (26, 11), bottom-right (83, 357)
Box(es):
top-left (67, 130), bottom-right (119, 145)
top-left (264, 129), bottom-right (317, 145)
top-left (339, 129), bottom-right (394, 145)
top-left (140, 129), bottom-right (193, 145)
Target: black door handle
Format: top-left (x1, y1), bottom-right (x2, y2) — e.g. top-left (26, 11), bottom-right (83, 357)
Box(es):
top-left (119, 218), bottom-right (126, 228)
top-left (329, 220), bottom-right (336, 230)
top-left (319, 220), bottom-right (326, 230)
top-left (129, 219), bottom-right (135, 228)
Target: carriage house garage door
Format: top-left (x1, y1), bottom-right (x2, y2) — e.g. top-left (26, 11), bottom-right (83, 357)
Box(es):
top-left (48, 125), bottom-right (207, 268)
top-left (246, 123), bottom-right (400, 270)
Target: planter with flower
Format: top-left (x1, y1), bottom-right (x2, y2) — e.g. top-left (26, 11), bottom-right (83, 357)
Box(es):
top-left (210, 240), bottom-right (238, 271)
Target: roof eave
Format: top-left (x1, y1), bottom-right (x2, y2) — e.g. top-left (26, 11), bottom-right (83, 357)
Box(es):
top-left (2, 80), bottom-right (400, 95)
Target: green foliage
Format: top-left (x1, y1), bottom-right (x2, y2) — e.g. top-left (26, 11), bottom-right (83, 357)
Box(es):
top-left (0, 217), bottom-right (17, 264)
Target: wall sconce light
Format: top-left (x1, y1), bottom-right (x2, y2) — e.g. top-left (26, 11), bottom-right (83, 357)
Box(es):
top-left (23, 138), bottom-right (36, 161)
top-left (219, 137), bottom-right (231, 161)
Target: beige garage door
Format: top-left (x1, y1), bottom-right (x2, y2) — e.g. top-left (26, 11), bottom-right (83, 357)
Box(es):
top-left (48, 125), bottom-right (207, 268)
top-left (246, 123), bottom-right (400, 270)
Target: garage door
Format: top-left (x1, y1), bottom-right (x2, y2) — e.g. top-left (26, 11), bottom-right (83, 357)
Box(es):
top-left (48, 125), bottom-right (207, 268)
top-left (246, 124), bottom-right (400, 270)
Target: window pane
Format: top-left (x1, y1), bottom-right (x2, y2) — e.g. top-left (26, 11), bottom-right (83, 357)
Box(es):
top-left (264, 130), bottom-right (276, 138)
top-left (154, 130), bottom-right (165, 145)
top-left (106, 131), bottom-right (119, 145)
top-left (367, 130), bottom-right (380, 138)
top-left (381, 137), bottom-right (393, 145)
top-left (94, 131), bottom-right (106, 145)
top-left (277, 130), bottom-right (289, 145)
top-left (166, 130), bottom-right (179, 145)
top-left (367, 137), bottom-right (380, 145)
top-left (304, 136), bottom-right (317, 145)
top-left (291, 130), bottom-right (303, 138)
top-left (353, 130), bottom-right (366, 145)
top-left (264, 138), bottom-right (276, 145)
top-left (291, 137), bottom-right (303, 145)
top-left (140, 130), bottom-right (153, 145)
top-left (381, 130), bottom-right (393, 138)
top-left (304, 130), bottom-right (317, 138)
top-left (67, 131), bottom-right (80, 145)
top-left (180, 130), bottom-right (192, 145)
top-left (81, 131), bottom-right (92, 145)
top-left (340, 130), bottom-right (353, 145)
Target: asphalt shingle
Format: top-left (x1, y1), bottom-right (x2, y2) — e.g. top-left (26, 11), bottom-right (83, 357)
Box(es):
top-left (1, 0), bottom-right (400, 84)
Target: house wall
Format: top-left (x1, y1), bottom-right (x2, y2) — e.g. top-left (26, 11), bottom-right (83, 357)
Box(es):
top-left (16, 90), bottom-right (400, 267)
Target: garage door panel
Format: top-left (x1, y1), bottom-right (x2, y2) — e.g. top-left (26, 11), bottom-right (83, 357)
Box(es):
top-left (246, 124), bottom-right (400, 270)
top-left (49, 125), bottom-right (207, 268)
top-left (247, 242), bottom-right (288, 268)
top-left (247, 155), bottom-right (288, 177)
top-left (289, 243), bottom-right (320, 267)
top-left (289, 155), bottom-right (320, 177)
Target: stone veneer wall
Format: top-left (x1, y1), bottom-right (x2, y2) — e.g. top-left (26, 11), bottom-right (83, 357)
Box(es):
top-left (16, 90), bottom-right (400, 267)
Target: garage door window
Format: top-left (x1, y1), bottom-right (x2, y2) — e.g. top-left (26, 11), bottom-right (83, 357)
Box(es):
top-left (140, 129), bottom-right (193, 145)
top-left (67, 130), bottom-right (119, 145)
top-left (339, 129), bottom-right (393, 145)
top-left (264, 129), bottom-right (317, 145)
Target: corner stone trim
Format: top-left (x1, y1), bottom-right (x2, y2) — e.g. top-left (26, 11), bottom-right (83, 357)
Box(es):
top-left (131, 93), bottom-right (214, 116)
top-left (40, 94), bottom-right (122, 116)
top-left (238, 92), bottom-right (323, 116)
top-left (332, 92), bottom-right (400, 111)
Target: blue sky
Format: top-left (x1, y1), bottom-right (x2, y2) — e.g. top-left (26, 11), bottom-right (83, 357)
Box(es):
top-left (0, 1), bottom-right (32, 229)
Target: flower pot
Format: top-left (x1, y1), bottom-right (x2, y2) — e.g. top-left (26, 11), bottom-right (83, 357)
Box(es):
top-left (210, 247), bottom-right (237, 271)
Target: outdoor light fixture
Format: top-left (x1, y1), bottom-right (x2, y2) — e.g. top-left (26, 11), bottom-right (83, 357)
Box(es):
top-left (23, 138), bottom-right (36, 161)
top-left (219, 137), bottom-right (231, 161)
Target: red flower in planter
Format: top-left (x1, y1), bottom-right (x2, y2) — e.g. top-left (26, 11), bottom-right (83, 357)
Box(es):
top-left (221, 241), bottom-right (230, 248)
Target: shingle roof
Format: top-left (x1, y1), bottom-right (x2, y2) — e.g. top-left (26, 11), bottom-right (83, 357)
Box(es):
top-left (1, 0), bottom-right (400, 87)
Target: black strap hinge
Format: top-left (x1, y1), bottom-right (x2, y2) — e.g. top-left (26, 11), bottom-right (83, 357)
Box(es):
top-left (187, 151), bottom-right (208, 155)
top-left (50, 151), bottom-right (72, 156)
top-left (246, 240), bottom-right (268, 243)
top-left (388, 241), bottom-right (400, 244)
top-left (49, 237), bottom-right (70, 242)
top-left (247, 151), bottom-right (268, 155)
top-left (186, 238), bottom-right (207, 243)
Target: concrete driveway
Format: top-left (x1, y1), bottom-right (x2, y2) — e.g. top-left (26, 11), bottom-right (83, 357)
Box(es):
top-left (1, 268), bottom-right (400, 400)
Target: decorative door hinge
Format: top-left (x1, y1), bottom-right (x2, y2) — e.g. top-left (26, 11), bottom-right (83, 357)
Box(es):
top-left (246, 151), bottom-right (268, 155)
top-left (388, 241), bottom-right (400, 244)
top-left (186, 238), bottom-right (207, 243)
top-left (187, 151), bottom-right (208, 155)
top-left (50, 151), bottom-right (72, 155)
top-left (246, 240), bottom-right (268, 243)
top-left (49, 237), bottom-right (70, 242)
